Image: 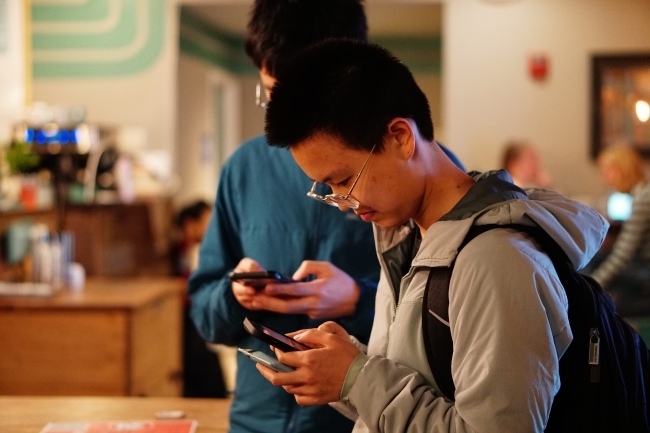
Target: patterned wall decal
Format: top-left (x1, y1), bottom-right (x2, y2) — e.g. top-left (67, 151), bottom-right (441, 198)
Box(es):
top-left (32, 0), bottom-right (165, 78)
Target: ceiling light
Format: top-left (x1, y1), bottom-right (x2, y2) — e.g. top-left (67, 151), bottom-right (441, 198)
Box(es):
top-left (635, 100), bottom-right (650, 122)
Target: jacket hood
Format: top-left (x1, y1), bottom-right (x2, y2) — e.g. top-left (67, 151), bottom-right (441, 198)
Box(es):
top-left (374, 170), bottom-right (609, 271)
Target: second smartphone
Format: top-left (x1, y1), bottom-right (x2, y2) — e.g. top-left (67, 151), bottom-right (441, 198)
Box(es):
top-left (238, 348), bottom-right (295, 373)
top-left (243, 317), bottom-right (311, 352)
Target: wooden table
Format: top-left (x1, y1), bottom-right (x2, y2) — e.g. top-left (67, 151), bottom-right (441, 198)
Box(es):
top-left (0, 396), bottom-right (230, 433)
top-left (0, 278), bottom-right (185, 396)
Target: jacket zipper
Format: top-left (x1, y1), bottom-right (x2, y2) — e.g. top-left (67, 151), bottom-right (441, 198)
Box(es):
top-left (377, 251), bottom-right (401, 323)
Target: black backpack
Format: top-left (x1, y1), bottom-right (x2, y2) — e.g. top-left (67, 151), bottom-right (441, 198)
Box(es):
top-left (423, 223), bottom-right (650, 433)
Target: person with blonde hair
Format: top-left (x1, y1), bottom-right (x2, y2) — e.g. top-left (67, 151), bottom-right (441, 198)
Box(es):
top-left (597, 144), bottom-right (647, 194)
top-left (590, 144), bottom-right (650, 311)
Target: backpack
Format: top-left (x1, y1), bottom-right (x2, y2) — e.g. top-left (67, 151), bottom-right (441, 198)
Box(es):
top-left (422, 223), bottom-right (650, 433)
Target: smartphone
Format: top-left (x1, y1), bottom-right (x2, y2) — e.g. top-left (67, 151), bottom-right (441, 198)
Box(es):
top-left (243, 317), bottom-right (311, 352)
top-left (229, 270), bottom-right (296, 288)
top-left (238, 348), bottom-right (295, 373)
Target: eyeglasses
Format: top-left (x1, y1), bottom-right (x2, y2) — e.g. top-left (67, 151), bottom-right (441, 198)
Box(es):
top-left (307, 144), bottom-right (376, 210)
top-left (255, 82), bottom-right (268, 109)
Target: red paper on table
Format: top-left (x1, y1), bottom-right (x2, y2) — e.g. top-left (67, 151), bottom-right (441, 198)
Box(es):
top-left (39, 420), bottom-right (198, 433)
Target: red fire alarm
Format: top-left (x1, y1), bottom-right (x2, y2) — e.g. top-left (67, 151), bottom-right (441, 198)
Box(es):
top-left (529, 54), bottom-right (549, 80)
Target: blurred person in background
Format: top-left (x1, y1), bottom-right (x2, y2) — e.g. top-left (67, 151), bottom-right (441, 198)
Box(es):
top-left (172, 200), bottom-right (227, 398)
top-left (173, 200), bottom-right (212, 278)
top-left (502, 140), bottom-right (553, 189)
top-left (588, 144), bottom-right (650, 314)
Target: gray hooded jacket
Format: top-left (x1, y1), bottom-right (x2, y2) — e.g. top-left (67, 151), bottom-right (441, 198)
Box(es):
top-left (334, 170), bottom-right (609, 433)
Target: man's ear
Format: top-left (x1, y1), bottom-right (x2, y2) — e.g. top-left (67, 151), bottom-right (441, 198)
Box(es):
top-left (386, 118), bottom-right (415, 160)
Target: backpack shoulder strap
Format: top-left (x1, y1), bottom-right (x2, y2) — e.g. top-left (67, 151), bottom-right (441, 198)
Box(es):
top-left (422, 266), bottom-right (455, 399)
top-left (423, 223), bottom-right (566, 400)
top-left (422, 224), bottom-right (509, 401)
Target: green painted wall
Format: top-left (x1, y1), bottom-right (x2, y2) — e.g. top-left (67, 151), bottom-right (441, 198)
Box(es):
top-left (179, 9), bottom-right (441, 76)
top-left (179, 10), bottom-right (255, 75)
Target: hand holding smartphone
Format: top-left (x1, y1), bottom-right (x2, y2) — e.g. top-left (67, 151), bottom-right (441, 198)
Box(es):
top-left (229, 270), bottom-right (296, 289)
top-left (243, 317), bottom-right (311, 352)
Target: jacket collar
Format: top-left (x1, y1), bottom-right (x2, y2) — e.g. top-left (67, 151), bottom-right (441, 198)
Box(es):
top-left (440, 170), bottom-right (527, 221)
top-left (375, 170), bottom-right (528, 268)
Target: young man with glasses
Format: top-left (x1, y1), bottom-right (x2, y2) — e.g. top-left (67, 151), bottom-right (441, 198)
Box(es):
top-left (257, 39), bottom-right (609, 433)
top-left (189, 1), bottom-right (463, 432)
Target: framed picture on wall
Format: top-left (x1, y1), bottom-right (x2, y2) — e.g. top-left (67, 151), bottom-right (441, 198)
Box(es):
top-left (591, 53), bottom-right (650, 159)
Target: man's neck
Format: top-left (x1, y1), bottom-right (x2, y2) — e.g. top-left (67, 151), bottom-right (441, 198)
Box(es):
top-left (413, 143), bottom-right (476, 237)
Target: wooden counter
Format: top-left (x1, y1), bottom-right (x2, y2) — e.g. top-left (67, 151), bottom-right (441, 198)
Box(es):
top-left (0, 396), bottom-right (230, 433)
top-left (0, 278), bottom-right (185, 396)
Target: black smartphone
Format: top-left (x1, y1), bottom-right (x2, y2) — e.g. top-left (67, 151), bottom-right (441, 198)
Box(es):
top-left (243, 317), bottom-right (311, 352)
top-left (229, 270), bottom-right (296, 288)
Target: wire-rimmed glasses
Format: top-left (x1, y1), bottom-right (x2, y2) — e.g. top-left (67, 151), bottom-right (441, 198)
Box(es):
top-left (307, 144), bottom-right (376, 210)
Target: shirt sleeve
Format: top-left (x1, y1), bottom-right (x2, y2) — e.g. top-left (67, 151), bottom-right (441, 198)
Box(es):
top-left (187, 163), bottom-right (258, 346)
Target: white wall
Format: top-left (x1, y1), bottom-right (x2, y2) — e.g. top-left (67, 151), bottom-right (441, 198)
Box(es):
top-left (443, 0), bottom-right (650, 196)
top-left (0, 0), bottom-right (26, 143)
top-left (176, 53), bottom-right (242, 207)
top-left (240, 75), bottom-right (265, 143)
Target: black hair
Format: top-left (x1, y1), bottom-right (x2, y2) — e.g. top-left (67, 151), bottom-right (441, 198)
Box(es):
top-left (176, 200), bottom-right (210, 227)
top-left (244, 0), bottom-right (367, 77)
top-left (265, 39), bottom-right (434, 152)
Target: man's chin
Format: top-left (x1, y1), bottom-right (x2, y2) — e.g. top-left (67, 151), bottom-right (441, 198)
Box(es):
top-left (373, 216), bottom-right (409, 230)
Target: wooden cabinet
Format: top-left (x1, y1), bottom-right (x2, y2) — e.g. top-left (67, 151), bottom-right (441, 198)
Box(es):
top-left (64, 199), bottom-right (174, 276)
top-left (0, 198), bottom-right (174, 277)
top-left (0, 278), bottom-right (184, 396)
